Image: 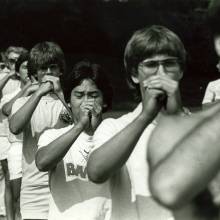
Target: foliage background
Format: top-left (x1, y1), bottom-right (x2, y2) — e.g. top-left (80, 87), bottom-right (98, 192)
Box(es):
top-left (0, 0), bottom-right (218, 111)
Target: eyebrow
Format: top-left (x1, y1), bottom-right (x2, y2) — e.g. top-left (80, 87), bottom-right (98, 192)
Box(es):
top-left (74, 90), bottom-right (99, 94)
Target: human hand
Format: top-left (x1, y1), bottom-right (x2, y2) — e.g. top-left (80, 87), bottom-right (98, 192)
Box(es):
top-left (90, 100), bottom-right (103, 129)
top-left (8, 71), bottom-right (17, 79)
top-left (37, 81), bottom-right (54, 96)
top-left (41, 75), bottom-right (62, 93)
top-left (141, 77), bottom-right (166, 119)
top-left (146, 75), bottom-right (179, 97)
top-left (78, 100), bottom-right (95, 129)
top-left (145, 75), bottom-right (182, 114)
top-left (24, 80), bottom-right (40, 96)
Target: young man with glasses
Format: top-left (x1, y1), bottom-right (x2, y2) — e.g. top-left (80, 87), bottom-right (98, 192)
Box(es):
top-left (9, 41), bottom-right (66, 220)
top-left (87, 25), bottom-right (186, 220)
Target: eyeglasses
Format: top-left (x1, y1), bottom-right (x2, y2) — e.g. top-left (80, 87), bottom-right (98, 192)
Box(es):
top-left (39, 64), bottom-right (60, 72)
top-left (0, 63), bottom-right (10, 70)
top-left (140, 58), bottom-right (181, 74)
top-left (8, 58), bottom-right (17, 65)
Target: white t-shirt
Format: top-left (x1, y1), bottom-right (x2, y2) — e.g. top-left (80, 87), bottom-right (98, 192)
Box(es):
top-left (0, 88), bottom-right (21, 159)
top-left (1, 88), bottom-right (23, 179)
top-left (0, 87), bottom-right (21, 137)
top-left (0, 73), bottom-right (21, 97)
top-left (0, 163), bottom-right (5, 216)
top-left (38, 125), bottom-right (111, 220)
top-left (202, 79), bottom-right (220, 104)
top-left (11, 95), bottom-right (64, 219)
top-left (92, 103), bottom-right (173, 220)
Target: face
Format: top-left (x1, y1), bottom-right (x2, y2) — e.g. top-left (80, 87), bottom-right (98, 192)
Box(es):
top-left (214, 36), bottom-right (220, 72)
top-left (0, 62), bottom-right (10, 74)
top-left (214, 35), bottom-right (220, 57)
top-left (132, 54), bottom-right (183, 99)
top-left (19, 61), bottom-right (29, 83)
top-left (135, 54), bottom-right (182, 82)
top-left (7, 52), bottom-right (20, 72)
top-left (70, 79), bottom-right (104, 122)
top-left (37, 63), bottom-right (62, 82)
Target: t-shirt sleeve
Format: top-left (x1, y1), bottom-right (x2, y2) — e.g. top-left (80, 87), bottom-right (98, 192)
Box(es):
top-left (202, 82), bottom-right (215, 104)
top-left (11, 97), bottom-right (29, 116)
top-left (0, 90), bottom-right (20, 109)
top-left (38, 129), bottom-right (58, 150)
top-left (92, 118), bottom-right (121, 152)
top-left (38, 127), bottom-right (69, 150)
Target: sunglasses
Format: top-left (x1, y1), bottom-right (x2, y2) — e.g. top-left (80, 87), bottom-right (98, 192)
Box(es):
top-left (0, 63), bottom-right (10, 70)
top-left (8, 58), bottom-right (17, 65)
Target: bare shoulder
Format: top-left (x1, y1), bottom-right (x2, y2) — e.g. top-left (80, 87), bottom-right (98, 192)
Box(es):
top-left (148, 113), bottom-right (202, 166)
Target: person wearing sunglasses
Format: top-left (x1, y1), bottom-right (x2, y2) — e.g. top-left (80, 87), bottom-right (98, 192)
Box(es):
top-left (0, 51), bottom-right (15, 220)
top-left (9, 41), bottom-right (66, 220)
top-left (87, 25), bottom-right (187, 220)
top-left (5, 46), bottom-right (28, 75)
top-left (0, 49), bottom-right (29, 220)
top-left (0, 47), bottom-right (28, 99)
top-left (1, 51), bottom-right (33, 220)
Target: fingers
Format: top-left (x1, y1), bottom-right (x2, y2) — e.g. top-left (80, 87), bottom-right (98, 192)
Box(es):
top-left (143, 75), bottom-right (178, 95)
top-left (80, 100), bottom-right (102, 117)
top-left (42, 75), bottom-right (61, 92)
top-left (80, 101), bottom-right (94, 113)
top-left (30, 75), bottom-right (38, 83)
top-left (42, 75), bottom-right (59, 83)
top-left (91, 101), bottom-right (102, 116)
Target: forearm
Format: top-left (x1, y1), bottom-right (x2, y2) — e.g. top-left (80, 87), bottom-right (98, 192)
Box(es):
top-left (88, 113), bottom-right (153, 183)
top-left (36, 123), bottom-right (84, 171)
top-left (9, 91), bottom-right (42, 134)
top-left (166, 91), bottom-right (182, 114)
top-left (150, 110), bottom-right (220, 208)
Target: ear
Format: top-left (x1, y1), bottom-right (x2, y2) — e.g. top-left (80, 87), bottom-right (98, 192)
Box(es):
top-left (130, 67), bottom-right (139, 84)
top-left (102, 102), bottom-right (108, 110)
top-left (131, 75), bottom-right (139, 84)
top-left (178, 71), bottom-right (183, 80)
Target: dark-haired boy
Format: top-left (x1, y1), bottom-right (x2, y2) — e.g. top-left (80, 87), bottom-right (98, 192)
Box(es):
top-left (9, 42), bottom-right (65, 220)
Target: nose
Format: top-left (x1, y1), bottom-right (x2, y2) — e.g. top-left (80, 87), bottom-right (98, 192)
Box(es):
top-left (83, 95), bottom-right (93, 101)
top-left (156, 64), bottom-right (166, 76)
top-left (46, 67), bottom-right (52, 74)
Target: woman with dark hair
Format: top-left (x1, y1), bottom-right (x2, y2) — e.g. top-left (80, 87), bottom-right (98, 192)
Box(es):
top-left (35, 60), bottom-right (113, 220)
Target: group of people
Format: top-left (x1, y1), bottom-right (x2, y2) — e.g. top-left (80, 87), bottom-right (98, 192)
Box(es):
top-left (0, 22), bottom-right (220, 220)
